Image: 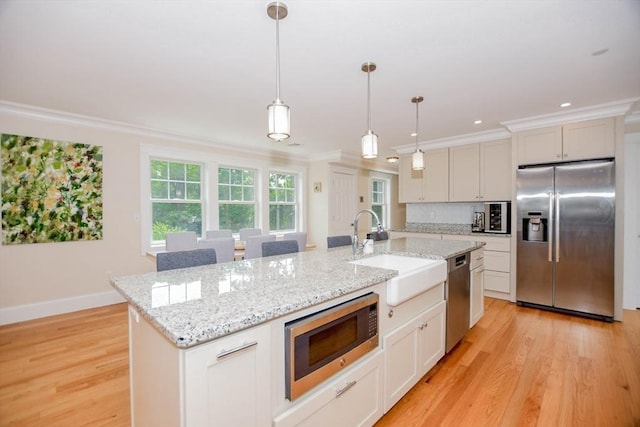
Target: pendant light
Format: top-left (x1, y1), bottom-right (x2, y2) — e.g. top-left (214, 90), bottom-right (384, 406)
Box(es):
top-left (361, 62), bottom-right (378, 159)
top-left (267, 1), bottom-right (290, 141)
top-left (411, 96), bottom-right (424, 170)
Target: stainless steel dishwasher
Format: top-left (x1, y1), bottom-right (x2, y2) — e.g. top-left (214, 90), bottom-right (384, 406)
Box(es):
top-left (445, 252), bottom-right (470, 353)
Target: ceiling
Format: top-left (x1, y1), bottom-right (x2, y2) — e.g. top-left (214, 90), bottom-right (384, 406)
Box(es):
top-left (1, 0), bottom-right (639, 164)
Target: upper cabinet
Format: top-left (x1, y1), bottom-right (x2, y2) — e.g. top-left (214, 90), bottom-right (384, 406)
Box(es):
top-left (399, 148), bottom-right (449, 203)
top-left (449, 139), bottom-right (512, 202)
top-left (517, 117), bottom-right (614, 166)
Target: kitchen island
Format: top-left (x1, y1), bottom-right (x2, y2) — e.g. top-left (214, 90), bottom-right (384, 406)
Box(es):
top-left (111, 237), bottom-right (484, 426)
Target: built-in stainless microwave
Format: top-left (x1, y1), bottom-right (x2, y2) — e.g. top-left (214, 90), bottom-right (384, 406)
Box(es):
top-left (484, 202), bottom-right (511, 234)
top-left (285, 293), bottom-right (379, 400)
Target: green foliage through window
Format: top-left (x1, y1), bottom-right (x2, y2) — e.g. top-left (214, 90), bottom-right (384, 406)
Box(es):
top-left (269, 172), bottom-right (296, 231)
top-left (218, 167), bottom-right (256, 232)
top-left (150, 160), bottom-right (202, 240)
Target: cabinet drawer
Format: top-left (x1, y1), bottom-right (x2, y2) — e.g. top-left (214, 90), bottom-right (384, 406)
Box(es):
top-left (484, 271), bottom-right (510, 293)
top-left (480, 237), bottom-right (511, 252)
top-left (273, 351), bottom-right (384, 427)
top-left (484, 250), bottom-right (510, 272)
top-left (469, 249), bottom-right (484, 270)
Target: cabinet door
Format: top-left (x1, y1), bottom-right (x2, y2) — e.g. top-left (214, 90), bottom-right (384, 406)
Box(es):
top-left (480, 139), bottom-right (512, 201)
top-left (449, 143), bottom-right (480, 201)
top-left (470, 266), bottom-right (485, 328)
top-left (562, 117), bottom-right (614, 161)
top-left (273, 351), bottom-right (384, 427)
top-left (183, 324), bottom-right (271, 427)
top-left (417, 300), bottom-right (446, 375)
top-left (383, 315), bottom-right (420, 412)
top-left (399, 154), bottom-right (425, 203)
top-left (517, 126), bottom-right (562, 165)
top-left (423, 148), bottom-right (449, 202)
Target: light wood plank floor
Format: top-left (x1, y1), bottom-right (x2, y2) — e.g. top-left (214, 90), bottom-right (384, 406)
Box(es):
top-left (1, 299), bottom-right (638, 426)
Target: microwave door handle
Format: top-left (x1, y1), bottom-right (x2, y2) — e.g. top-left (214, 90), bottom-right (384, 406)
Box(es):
top-left (548, 192), bottom-right (553, 262)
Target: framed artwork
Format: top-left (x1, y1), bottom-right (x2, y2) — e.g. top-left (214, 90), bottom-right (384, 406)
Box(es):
top-left (1, 134), bottom-right (103, 245)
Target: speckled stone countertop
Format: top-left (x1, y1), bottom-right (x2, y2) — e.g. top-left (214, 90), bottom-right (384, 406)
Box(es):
top-left (394, 222), bottom-right (511, 237)
top-left (111, 237), bottom-right (483, 349)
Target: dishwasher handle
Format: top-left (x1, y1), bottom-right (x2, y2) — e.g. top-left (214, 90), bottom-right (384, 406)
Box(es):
top-left (449, 253), bottom-right (468, 271)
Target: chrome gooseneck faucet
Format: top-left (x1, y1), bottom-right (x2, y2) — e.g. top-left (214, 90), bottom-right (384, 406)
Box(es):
top-left (352, 209), bottom-right (384, 256)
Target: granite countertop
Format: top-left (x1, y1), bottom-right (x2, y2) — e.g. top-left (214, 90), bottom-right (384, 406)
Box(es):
top-left (394, 222), bottom-right (511, 237)
top-left (111, 237), bottom-right (483, 349)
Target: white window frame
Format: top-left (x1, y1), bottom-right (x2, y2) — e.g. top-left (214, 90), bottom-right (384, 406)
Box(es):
top-left (268, 170), bottom-right (300, 234)
top-left (140, 144), bottom-right (307, 255)
top-left (217, 165), bottom-right (259, 234)
top-left (370, 173), bottom-right (391, 230)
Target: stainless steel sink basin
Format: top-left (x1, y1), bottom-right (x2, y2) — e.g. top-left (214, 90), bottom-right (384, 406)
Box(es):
top-left (350, 254), bottom-right (447, 306)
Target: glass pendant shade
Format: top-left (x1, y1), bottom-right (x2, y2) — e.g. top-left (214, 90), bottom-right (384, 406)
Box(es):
top-left (361, 131), bottom-right (378, 159)
top-left (267, 100), bottom-right (290, 141)
top-left (412, 149), bottom-right (424, 170)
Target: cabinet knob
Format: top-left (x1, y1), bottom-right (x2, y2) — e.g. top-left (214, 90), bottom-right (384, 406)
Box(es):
top-left (418, 321), bottom-right (428, 330)
top-left (556, 154), bottom-right (562, 158)
top-left (563, 153), bottom-right (568, 158)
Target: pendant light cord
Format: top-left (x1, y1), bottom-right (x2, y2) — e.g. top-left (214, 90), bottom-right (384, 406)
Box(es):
top-left (415, 100), bottom-right (419, 148)
top-left (366, 69), bottom-right (372, 132)
top-left (275, 1), bottom-right (281, 102)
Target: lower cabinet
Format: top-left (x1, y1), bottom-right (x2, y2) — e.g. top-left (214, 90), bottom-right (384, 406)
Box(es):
top-left (470, 248), bottom-right (485, 328)
top-left (128, 307), bottom-right (271, 427)
top-left (183, 324), bottom-right (271, 427)
top-left (273, 351), bottom-right (384, 427)
top-left (383, 300), bottom-right (446, 413)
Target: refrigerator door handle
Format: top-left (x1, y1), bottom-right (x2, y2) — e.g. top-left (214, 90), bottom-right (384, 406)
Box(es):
top-left (548, 192), bottom-right (554, 262)
top-left (555, 193), bottom-right (560, 262)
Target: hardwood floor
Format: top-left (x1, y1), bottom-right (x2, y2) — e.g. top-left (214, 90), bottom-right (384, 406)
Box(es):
top-left (0, 299), bottom-right (638, 426)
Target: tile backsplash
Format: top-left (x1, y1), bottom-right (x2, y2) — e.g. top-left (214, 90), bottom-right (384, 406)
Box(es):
top-left (406, 203), bottom-right (484, 225)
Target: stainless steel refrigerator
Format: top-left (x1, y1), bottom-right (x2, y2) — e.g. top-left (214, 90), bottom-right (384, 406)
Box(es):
top-left (516, 160), bottom-right (615, 320)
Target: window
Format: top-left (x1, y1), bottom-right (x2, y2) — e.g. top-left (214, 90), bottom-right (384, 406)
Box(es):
top-left (150, 159), bottom-right (203, 240)
top-left (269, 172), bottom-right (297, 232)
top-left (371, 178), bottom-right (388, 229)
top-left (218, 167), bottom-right (256, 233)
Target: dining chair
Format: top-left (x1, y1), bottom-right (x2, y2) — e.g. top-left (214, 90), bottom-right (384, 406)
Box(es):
top-left (366, 230), bottom-right (389, 241)
top-left (197, 237), bottom-right (235, 263)
top-left (283, 232), bottom-right (307, 252)
top-left (262, 240), bottom-right (299, 257)
top-left (243, 234), bottom-right (276, 259)
top-left (205, 230), bottom-right (233, 239)
top-left (327, 235), bottom-right (353, 248)
top-left (165, 231), bottom-right (198, 252)
top-left (156, 248), bottom-right (217, 271)
top-left (239, 228), bottom-right (262, 242)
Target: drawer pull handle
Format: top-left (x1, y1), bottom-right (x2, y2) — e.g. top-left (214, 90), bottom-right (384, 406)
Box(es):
top-left (336, 380), bottom-right (357, 397)
top-left (216, 340), bottom-right (258, 360)
top-left (418, 321), bottom-right (428, 330)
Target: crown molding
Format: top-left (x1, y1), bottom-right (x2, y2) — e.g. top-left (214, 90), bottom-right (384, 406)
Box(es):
top-left (0, 100), bottom-right (309, 164)
top-left (501, 98), bottom-right (640, 132)
top-left (393, 128), bottom-right (511, 154)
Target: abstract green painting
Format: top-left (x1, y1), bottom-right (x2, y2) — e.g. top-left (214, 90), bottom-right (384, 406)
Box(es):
top-left (1, 134), bottom-right (103, 244)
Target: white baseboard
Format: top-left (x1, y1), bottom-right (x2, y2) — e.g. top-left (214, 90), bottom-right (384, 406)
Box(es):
top-left (0, 290), bottom-right (126, 326)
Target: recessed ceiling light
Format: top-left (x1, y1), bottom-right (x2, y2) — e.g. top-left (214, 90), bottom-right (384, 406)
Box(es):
top-left (560, 102), bottom-right (571, 108)
top-left (474, 120), bottom-right (482, 125)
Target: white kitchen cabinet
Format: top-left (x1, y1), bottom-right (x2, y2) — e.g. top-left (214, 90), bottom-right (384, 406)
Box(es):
top-left (480, 139), bottom-right (512, 201)
top-left (183, 323), bottom-right (271, 427)
top-left (389, 231), bottom-right (441, 240)
top-left (128, 306), bottom-right (271, 427)
top-left (469, 248), bottom-right (485, 328)
top-left (398, 149), bottom-right (449, 203)
top-left (449, 144), bottom-right (480, 202)
top-left (517, 118), bottom-right (614, 165)
top-left (449, 140), bottom-right (512, 202)
top-left (443, 234), bottom-right (511, 300)
top-left (273, 351), bottom-right (384, 427)
top-left (383, 300), bottom-right (446, 413)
